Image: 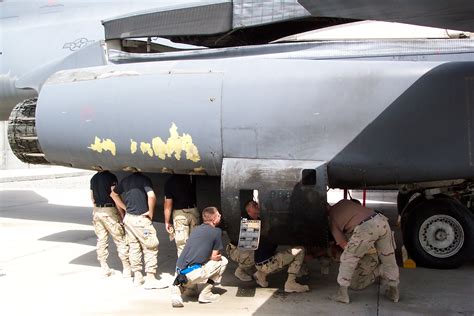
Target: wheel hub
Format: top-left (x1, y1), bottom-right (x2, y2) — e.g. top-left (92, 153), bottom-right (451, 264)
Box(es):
top-left (419, 214), bottom-right (464, 258)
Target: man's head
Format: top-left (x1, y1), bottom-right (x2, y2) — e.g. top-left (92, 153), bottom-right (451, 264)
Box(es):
top-left (202, 206), bottom-right (221, 226)
top-left (245, 200), bottom-right (260, 220)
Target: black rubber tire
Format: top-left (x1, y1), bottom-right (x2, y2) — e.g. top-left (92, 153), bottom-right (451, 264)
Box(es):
top-left (397, 190), bottom-right (422, 215)
top-left (402, 196), bottom-right (474, 269)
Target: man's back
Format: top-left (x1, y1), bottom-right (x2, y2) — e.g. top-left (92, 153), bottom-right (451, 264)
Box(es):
top-left (115, 172), bottom-right (152, 214)
top-left (164, 175), bottom-right (196, 209)
top-left (90, 171), bottom-right (117, 205)
top-left (177, 224), bottom-right (222, 270)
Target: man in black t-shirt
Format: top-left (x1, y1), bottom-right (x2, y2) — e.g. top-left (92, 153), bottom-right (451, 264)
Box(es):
top-left (164, 175), bottom-right (200, 257)
top-left (90, 168), bottom-right (130, 277)
top-left (111, 167), bottom-right (165, 289)
top-left (171, 207), bottom-right (227, 307)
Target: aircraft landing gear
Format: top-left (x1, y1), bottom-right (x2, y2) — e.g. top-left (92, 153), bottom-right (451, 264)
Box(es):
top-left (401, 195), bottom-right (474, 269)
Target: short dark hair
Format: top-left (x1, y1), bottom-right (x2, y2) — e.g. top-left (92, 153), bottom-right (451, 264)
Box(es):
top-left (202, 206), bottom-right (218, 222)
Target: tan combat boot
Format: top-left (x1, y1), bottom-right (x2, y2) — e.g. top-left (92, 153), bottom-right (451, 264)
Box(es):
top-left (198, 283), bottom-right (220, 303)
top-left (234, 267), bottom-right (252, 282)
top-left (253, 270), bottom-right (269, 288)
top-left (133, 271), bottom-right (144, 286)
top-left (170, 285), bottom-right (184, 308)
top-left (143, 273), bottom-right (168, 289)
top-left (100, 262), bottom-right (113, 277)
top-left (385, 285), bottom-right (400, 303)
top-left (329, 286), bottom-right (350, 304)
top-left (284, 273), bottom-right (309, 293)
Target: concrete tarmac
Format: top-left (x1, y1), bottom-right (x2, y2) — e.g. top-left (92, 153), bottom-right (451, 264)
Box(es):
top-left (0, 175), bottom-right (473, 316)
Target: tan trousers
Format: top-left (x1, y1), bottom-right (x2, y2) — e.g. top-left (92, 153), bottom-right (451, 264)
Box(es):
top-left (226, 243), bottom-right (255, 270)
top-left (344, 230), bottom-right (380, 290)
top-left (185, 256), bottom-right (228, 285)
top-left (173, 208), bottom-right (200, 257)
top-left (338, 214), bottom-right (399, 287)
top-left (92, 207), bottom-right (129, 265)
top-left (123, 213), bottom-right (159, 274)
top-left (256, 246), bottom-right (305, 275)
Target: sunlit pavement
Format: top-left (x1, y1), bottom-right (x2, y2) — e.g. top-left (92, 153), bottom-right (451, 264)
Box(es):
top-left (1, 176), bottom-right (473, 315)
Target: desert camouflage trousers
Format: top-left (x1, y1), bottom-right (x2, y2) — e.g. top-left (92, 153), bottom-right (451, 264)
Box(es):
top-left (123, 213), bottom-right (159, 274)
top-left (173, 208), bottom-right (200, 257)
top-left (226, 243), bottom-right (255, 273)
top-left (344, 231), bottom-right (380, 290)
top-left (92, 207), bottom-right (129, 265)
top-left (256, 246), bottom-right (305, 275)
top-left (338, 214), bottom-right (399, 287)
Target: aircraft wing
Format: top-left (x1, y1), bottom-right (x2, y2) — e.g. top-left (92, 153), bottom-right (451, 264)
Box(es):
top-left (298, 0), bottom-right (474, 32)
top-left (102, 0), bottom-right (353, 48)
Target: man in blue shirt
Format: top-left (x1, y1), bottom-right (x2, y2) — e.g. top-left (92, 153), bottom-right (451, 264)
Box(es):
top-left (171, 206), bottom-right (227, 307)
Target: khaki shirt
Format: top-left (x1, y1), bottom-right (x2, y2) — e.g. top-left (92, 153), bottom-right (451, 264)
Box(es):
top-left (328, 199), bottom-right (375, 246)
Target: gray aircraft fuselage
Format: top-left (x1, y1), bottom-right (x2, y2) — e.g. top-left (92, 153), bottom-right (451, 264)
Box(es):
top-left (34, 41), bottom-right (474, 188)
top-left (7, 40), bottom-right (470, 245)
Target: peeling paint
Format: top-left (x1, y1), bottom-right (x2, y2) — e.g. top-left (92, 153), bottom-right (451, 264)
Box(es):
top-left (150, 123), bottom-right (200, 162)
top-left (47, 69), bottom-right (140, 85)
top-left (151, 137), bottom-right (167, 160)
top-left (140, 142), bottom-right (154, 157)
top-left (89, 123), bottom-right (200, 162)
top-left (130, 139), bottom-right (137, 154)
top-left (164, 123), bottom-right (200, 162)
top-left (88, 137), bottom-right (116, 156)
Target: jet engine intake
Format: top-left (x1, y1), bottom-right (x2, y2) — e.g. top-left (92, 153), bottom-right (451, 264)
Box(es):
top-left (8, 98), bottom-right (49, 165)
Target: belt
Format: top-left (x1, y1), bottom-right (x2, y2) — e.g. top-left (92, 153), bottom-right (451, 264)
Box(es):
top-left (256, 256), bottom-right (275, 266)
top-left (96, 203), bottom-right (115, 208)
top-left (359, 213), bottom-right (379, 226)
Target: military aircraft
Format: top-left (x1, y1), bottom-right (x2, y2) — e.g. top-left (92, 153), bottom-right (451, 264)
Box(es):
top-left (4, 0), bottom-right (474, 269)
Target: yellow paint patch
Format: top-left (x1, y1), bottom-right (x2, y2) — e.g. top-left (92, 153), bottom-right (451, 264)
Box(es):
top-left (151, 137), bottom-right (167, 160)
top-left (87, 123), bottom-right (200, 162)
top-left (88, 137), bottom-right (116, 156)
top-left (130, 140), bottom-right (137, 154)
top-left (151, 123), bottom-right (200, 162)
top-left (140, 142), bottom-right (154, 157)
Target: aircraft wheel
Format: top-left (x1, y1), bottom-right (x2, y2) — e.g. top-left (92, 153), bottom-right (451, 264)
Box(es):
top-left (402, 196), bottom-right (474, 269)
top-left (397, 190), bottom-right (422, 215)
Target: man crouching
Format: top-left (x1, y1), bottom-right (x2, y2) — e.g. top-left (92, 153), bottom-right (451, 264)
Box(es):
top-left (171, 207), bottom-right (228, 307)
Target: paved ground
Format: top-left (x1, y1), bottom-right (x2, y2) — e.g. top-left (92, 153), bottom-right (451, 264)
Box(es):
top-left (0, 174), bottom-right (473, 315)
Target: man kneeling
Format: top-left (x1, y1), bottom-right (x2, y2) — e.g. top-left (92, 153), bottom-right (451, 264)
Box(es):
top-left (244, 201), bottom-right (309, 293)
top-left (171, 207), bottom-right (228, 307)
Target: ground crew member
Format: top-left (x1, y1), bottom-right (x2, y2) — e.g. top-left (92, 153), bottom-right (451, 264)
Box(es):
top-left (171, 207), bottom-right (228, 307)
top-left (90, 168), bottom-right (130, 277)
top-left (110, 167), bottom-right (164, 289)
top-left (226, 201), bottom-right (256, 282)
top-left (226, 242), bottom-right (255, 282)
top-left (327, 199), bottom-right (400, 303)
top-left (164, 174), bottom-right (200, 257)
top-left (346, 235), bottom-right (380, 290)
top-left (246, 201), bottom-right (310, 293)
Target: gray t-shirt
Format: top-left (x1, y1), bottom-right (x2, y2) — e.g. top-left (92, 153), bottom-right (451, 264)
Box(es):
top-left (176, 223), bottom-right (223, 270)
top-left (113, 172), bottom-right (153, 215)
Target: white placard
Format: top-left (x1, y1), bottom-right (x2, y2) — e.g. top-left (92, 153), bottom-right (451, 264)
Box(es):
top-left (237, 218), bottom-right (261, 250)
